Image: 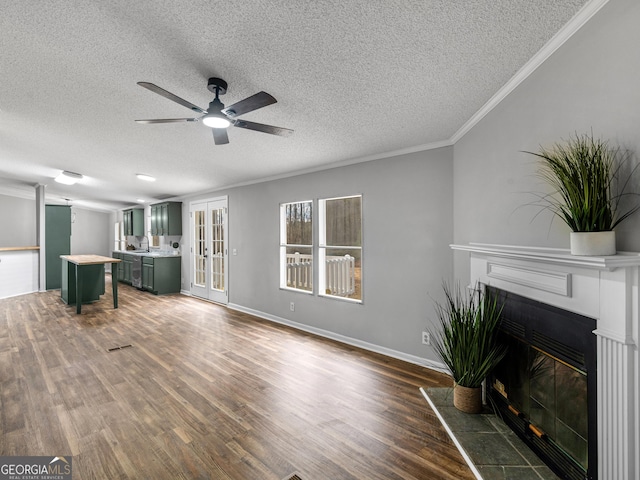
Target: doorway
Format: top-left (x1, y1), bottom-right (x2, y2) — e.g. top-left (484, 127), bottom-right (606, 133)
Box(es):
top-left (190, 197), bottom-right (228, 304)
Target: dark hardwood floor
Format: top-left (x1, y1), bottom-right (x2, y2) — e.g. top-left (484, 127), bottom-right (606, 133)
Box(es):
top-left (0, 276), bottom-right (472, 479)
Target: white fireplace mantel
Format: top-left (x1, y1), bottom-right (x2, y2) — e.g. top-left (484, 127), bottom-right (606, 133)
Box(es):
top-left (452, 243), bottom-right (639, 480)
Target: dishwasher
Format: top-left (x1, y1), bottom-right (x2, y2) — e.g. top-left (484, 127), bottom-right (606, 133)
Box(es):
top-left (131, 255), bottom-right (142, 288)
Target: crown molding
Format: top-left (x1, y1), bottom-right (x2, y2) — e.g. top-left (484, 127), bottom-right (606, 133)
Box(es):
top-left (450, 0), bottom-right (610, 144)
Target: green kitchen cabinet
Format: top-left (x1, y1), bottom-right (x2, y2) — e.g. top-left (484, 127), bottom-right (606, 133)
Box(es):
top-left (112, 252), bottom-right (124, 281)
top-left (142, 257), bottom-right (154, 291)
top-left (61, 258), bottom-right (105, 305)
top-left (141, 256), bottom-right (181, 295)
top-left (45, 205), bottom-right (71, 290)
top-left (123, 208), bottom-right (144, 237)
top-left (150, 202), bottom-right (182, 236)
top-left (122, 254), bottom-right (134, 284)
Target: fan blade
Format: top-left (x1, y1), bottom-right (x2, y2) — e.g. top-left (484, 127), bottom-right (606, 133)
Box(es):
top-left (222, 91), bottom-right (277, 117)
top-left (135, 118), bottom-right (198, 124)
top-left (233, 120), bottom-right (293, 137)
top-left (137, 82), bottom-right (207, 114)
top-left (212, 128), bottom-right (229, 145)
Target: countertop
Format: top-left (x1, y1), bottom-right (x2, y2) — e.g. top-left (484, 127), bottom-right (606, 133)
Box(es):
top-left (0, 246), bottom-right (40, 251)
top-left (61, 254), bottom-right (121, 265)
top-left (114, 250), bottom-right (181, 258)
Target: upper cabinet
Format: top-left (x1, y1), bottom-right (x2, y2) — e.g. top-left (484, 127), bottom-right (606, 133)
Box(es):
top-left (123, 208), bottom-right (144, 237)
top-left (151, 202), bottom-right (182, 236)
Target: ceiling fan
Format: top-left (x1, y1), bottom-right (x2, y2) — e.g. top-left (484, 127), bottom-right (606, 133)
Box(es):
top-left (135, 77), bottom-right (293, 145)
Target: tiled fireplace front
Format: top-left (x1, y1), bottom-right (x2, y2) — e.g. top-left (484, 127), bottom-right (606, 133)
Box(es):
top-left (452, 244), bottom-right (640, 480)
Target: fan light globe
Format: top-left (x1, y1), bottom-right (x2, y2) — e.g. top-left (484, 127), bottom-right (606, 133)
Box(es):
top-left (202, 115), bottom-right (230, 129)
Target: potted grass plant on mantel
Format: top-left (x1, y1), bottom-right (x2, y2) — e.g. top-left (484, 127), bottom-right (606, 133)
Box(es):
top-left (430, 283), bottom-right (506, 414)
top-left (526, 132), bottom-right (640, 256)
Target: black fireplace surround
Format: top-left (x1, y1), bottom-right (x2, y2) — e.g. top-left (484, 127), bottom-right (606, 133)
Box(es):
top-left (487, 286), bottom-right (597, 480)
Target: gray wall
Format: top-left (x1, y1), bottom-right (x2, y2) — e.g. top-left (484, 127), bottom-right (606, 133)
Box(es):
top-left (0, 192), bottom-right (111, 260)
top-left (70, 206), bottom-right (111, 256)
top-left (453, 0), bottom-right (640, 281)
top-left (182, 147), bottom-right (454, 362)
top-left (0, 194), bottom-right (37, 247)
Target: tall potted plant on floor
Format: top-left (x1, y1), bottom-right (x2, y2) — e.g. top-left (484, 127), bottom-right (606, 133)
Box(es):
top-left (526, 132), bottom-right (640, 255)
top-left (431, 283), bottom-right (506, 414)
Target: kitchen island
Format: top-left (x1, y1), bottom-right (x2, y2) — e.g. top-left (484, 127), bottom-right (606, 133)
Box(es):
top-left (61, 254), bottom-right (121, 314)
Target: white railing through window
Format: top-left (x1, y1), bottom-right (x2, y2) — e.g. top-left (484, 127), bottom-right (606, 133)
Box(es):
top-left (325, 254), bottom-right (355, 296)
top-left (285, 252), bottom-right (313, 291)
top-left (286, 253), bottom-right (355, 296)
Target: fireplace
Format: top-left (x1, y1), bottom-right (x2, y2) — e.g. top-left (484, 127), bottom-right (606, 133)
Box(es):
top-left (488, 286), bottom-right (597, 480)
top-left (452, 243), bottom-right (640, 480)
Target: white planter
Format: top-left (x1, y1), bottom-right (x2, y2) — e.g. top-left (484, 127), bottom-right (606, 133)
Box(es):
top-left (570, 231), bottom-right (616, 256)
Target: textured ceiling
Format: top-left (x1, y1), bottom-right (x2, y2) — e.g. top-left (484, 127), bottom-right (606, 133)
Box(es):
top-left (0, 0), bottom-right (591, 211)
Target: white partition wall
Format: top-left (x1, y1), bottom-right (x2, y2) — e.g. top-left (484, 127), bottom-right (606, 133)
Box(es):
top-left (0, 248), bottom-right (40, 299)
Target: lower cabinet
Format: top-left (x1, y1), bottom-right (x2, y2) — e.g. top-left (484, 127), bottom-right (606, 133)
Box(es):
top-left (122, 254), bottom-right (133, 284)
top-left (142, 257), bottom-right (154, 291)
top-left (61, 259), bottom-right (105, 305)
top-left (112, 252), bottom-right (180, 294)
top-left (112, 252), bottom-right (125, 282)
top-left (141, 256), bottom-right (181, 295)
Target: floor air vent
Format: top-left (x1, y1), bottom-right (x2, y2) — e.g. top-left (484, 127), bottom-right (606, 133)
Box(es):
top-left (107, 344), bottom-right (133, 352)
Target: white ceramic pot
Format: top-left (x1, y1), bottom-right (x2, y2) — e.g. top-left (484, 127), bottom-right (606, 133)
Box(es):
top-left (570, 231), bottom-right (616, 256)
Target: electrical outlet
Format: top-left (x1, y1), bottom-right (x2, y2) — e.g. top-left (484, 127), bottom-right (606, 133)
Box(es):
top-left (290, 302), bottom-right (295, 312)
top-left (422, 331), bottom-right (430, 345)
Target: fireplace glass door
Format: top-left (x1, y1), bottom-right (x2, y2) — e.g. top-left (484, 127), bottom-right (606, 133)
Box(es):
top-left (493, 337), bottom-right (588, 471)
top-left (487, 286), bottom-right (597, 480)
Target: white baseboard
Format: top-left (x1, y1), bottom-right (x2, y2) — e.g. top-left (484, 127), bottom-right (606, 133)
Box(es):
top-left (227, 302), bottom-right (449, 374)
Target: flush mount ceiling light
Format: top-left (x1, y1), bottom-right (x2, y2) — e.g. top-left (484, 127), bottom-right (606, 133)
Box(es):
top-left (136, 174), bottom-right (156, 182)
top-left (54, 170), bottom-right (83, 185)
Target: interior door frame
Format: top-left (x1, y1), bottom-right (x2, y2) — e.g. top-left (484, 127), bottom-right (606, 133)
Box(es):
top-left (189, 195), bottom-right (229, 304)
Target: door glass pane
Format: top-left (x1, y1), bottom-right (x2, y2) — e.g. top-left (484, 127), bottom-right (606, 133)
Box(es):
top-left (194, 209), bottom-right (206, 287)
top-left (210, 208), bottom-right (225, 291)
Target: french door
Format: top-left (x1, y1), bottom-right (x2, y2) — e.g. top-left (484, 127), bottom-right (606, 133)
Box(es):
top-left (190, 197), bottom-right (228, 304)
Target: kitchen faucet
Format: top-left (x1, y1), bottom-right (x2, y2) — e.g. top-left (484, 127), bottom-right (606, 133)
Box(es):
top-left (140, 236), bottom-right (150, 252)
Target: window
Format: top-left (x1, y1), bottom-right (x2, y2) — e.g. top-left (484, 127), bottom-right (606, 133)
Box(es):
top-left (280, 201), bottom-right (313, 292)
top-left (319, 195), bottom-right (362, 302)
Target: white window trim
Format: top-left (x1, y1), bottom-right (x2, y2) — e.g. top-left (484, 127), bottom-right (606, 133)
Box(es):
top-left (318, 194), bottom-right (363, 304)
top-left (279, 200), bottom-right (314, 294)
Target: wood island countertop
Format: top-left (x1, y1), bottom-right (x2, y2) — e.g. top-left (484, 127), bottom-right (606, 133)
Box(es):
top-left (61, 254), bottom-right (121, 265)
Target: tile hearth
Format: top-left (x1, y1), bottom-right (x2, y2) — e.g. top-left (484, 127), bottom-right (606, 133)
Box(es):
top-left (421, 387), bottom-right (559, 480)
